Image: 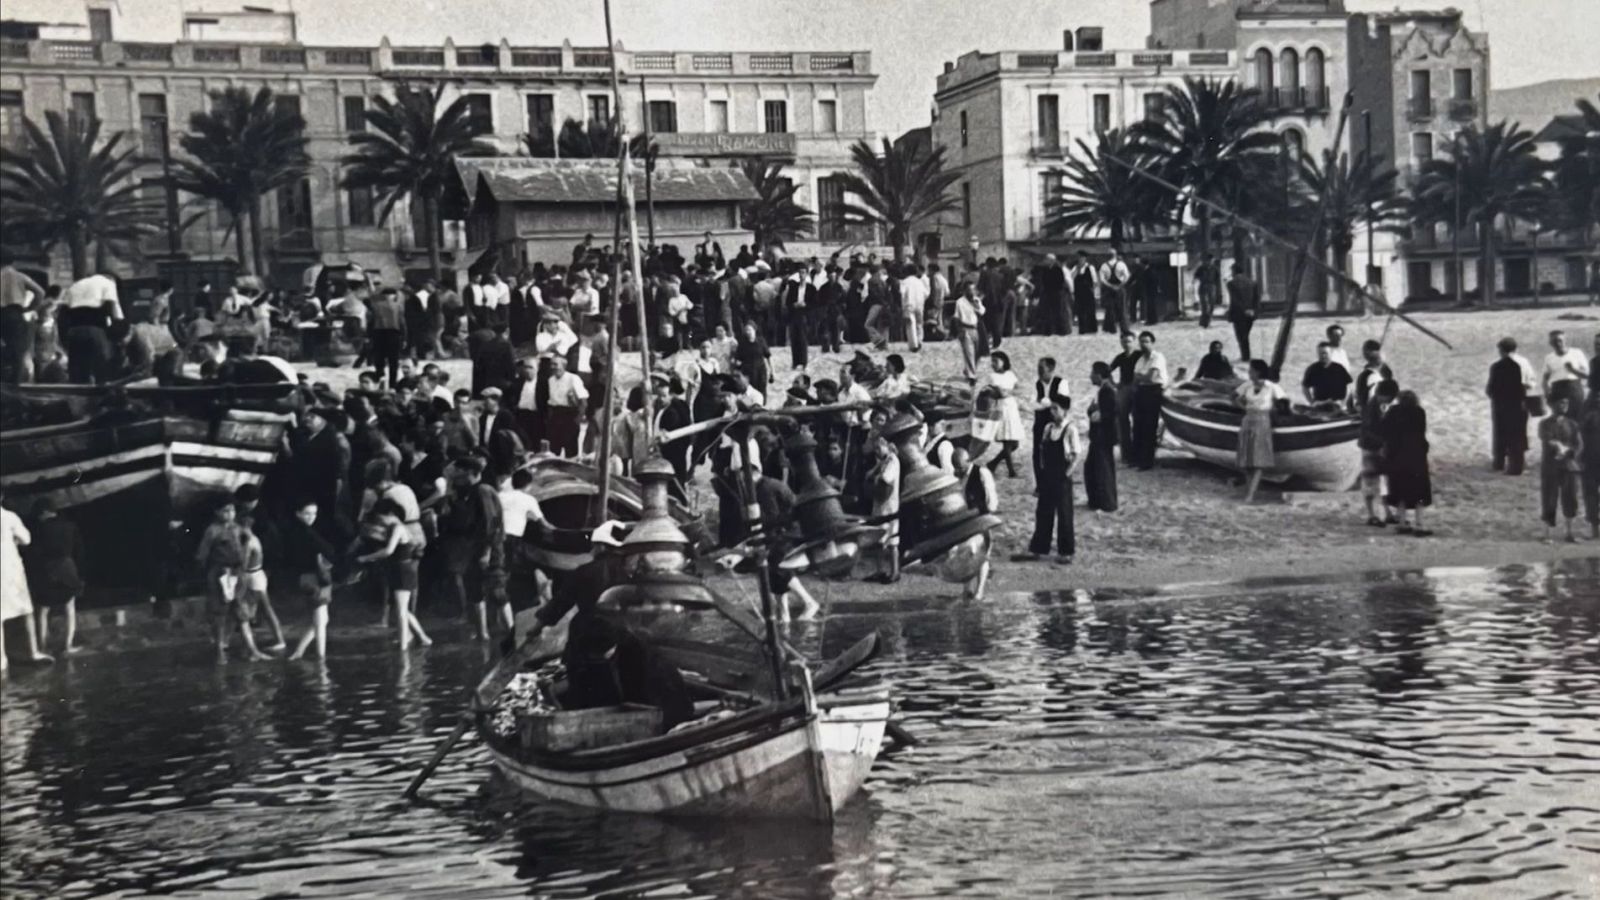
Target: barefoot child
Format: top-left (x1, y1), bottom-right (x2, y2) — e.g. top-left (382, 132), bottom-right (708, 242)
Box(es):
top-left (196, 498), bottom-right (270, 662)
top-left (286, 499), bottom-right (339, 660)
top-left (237, 515), bottom-right (288, 653)
top-left (1539, 394), bottom-right (1584, 543)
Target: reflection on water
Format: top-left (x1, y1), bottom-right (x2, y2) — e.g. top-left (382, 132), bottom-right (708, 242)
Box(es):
top-left (4, 562), bottom-right (1600, 898)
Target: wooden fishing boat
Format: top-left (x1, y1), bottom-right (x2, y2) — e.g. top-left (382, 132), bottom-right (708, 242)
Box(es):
top-left (0, 383), bottom-right (295, 600)
top-left (473, 622), bottom-right (890, 823)
top-left (1160, 380), bottom-right (1361, 492)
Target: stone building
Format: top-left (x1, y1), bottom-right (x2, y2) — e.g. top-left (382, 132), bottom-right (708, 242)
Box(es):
top-left (930, 27), bottom-right (1238, 264)
top-left (0, 4), bottom-right (876, 285)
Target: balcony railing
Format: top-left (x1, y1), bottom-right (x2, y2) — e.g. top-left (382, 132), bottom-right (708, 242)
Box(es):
top-left (1017, 53), bottom-right (1059, 69)
top-left (0, 38), bottom-right (870, 79)
top-left (1133, 51), bottom-right (1173, 66)
top-left (750, 53), bottom-right (794, 72)
top-left (1267, 85), bottom-right (1331, 111)
top-left (1448, 97), bottom-right (1477, 121)
top-left (1406, 97), bottom-right (1434, 121)
top-left (1188, 50), bottom-right (1232, 65)
top-left (1075, 52), bottom-right (1117, 67)
top-left (1030, 132), bottom-right (1066, 158)
top-left (511, 49), bottom-right (560, 67)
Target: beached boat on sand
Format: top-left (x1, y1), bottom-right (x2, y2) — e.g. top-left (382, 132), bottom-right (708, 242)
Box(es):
top-left (1161, 379), bottom-right (1361, 492)
top-left (1, 383), bottom-right (296, 599)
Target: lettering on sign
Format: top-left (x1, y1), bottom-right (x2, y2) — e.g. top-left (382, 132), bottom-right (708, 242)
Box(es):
top-left (655, 132), bottom-right (798, 157)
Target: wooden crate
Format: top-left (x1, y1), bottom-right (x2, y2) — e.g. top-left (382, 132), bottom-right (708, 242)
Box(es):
top-left (517, 705), bottom-right (664, 753)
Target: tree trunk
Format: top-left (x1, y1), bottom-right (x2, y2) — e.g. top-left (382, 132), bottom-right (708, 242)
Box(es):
top-left (1531, 227), bottom-right (1540, 306)
top-left (67, 233), bottom-right (88, 280)
top-left (234, 211), bottom-right (251, 275)
top-left (248, 197), bottom-right (266, 279)
top-left (424, 191), bottom-right (443, 281)
top-left (1333, 239), bottom-right (1351, 313)
top-left (1482, 224), bottom-right (1498, 311)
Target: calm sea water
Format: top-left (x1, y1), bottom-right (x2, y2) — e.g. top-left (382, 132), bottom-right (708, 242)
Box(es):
top-left (3, 560), bottom-right (1598, 898)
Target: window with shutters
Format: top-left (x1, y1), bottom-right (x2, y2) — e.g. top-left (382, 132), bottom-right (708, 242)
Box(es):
top-left (647, 100), bottom-right (678, 134)
top-left (1036, 94), bottom-right (1060, 150)
top-left (0, 91), bottom-right (24, 151)
top-left (525, 94), bottom-right (554, 154)
top-left (138, 93), bottom-right (167, 156)
top-left (343, 96), bottom-right (366, 132)
top-left (88, 8), bottom-right (112, 41)
top-left (962, 182), bottom-right (972, 228)
top-left (763, 99), bottom-right (788, 134)
top-left (348, 186), bottom-right (375, 227)
top-left (588, 94), bottom-right (610, 124)
top-left (1092, 93), bottom-right (1111, 132)
top-left (70, 92), bottom-right (97, 125)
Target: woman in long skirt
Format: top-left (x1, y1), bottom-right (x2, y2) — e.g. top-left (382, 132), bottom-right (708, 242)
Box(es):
top-left (1, 489), bottom-right (53, 674)
top-left (1085, 362), bottom-right (1119, 512)
top-left (1234, 359), bottom-right (1289, 503)
top-left (983, 351), bottom-right (1026, 478)
top-left (1381, 390), bottom-right (1434, 536)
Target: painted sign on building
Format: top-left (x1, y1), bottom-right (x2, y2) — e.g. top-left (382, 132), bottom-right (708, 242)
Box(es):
top-left (654, 132), bottom-right (798, 157)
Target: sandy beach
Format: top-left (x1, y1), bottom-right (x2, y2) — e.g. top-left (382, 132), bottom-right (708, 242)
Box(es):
top-left (304, 304), bottom-right (1600, 597)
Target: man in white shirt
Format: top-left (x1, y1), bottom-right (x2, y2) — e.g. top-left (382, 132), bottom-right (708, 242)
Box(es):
top-left (897, 264), bottom-right (929, 352)
top-left (534, 313), bottom-right (578, 357)
top-left (543, 354), bottom-right (590, 457)
top-left (952, 281), bottom-right (985, 381)
top-left (568, 273), bottom-right (600, 331)
top-left (64, 273), bottom-right (124, 320)
top-left (486, 274), bottom-right (511, 329)
top-left (1129, 330), bottom-right (1168, 470)
top-left (839, 365), bottom-right (873, 427)
top-left (1098, 248), bottom-right (1131, 334)
top-left (927, 263), bottom-right (950, 338)
top-left (497, 467), bottom-right (554, 611)
top-left (1543, 329), bottom-right (1589, 417)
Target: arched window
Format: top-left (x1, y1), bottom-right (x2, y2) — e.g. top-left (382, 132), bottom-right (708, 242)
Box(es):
top-left (1279, 48), bottom-right (1301, 105)
top-left (1253, 48), bottom-right (1275, 96)
top-left (1304, 48), bottom-right (1327, 107)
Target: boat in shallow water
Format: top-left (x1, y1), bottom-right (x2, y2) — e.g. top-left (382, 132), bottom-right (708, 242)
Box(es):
top-left (1160, 379), bottom-right (1361, 492)
top-left (474, 627), bottom-right (890, 823)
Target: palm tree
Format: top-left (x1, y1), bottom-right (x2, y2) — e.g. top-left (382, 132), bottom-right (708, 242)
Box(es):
top-left (1131, 76), bottom-right (1282, 265)
top-left (738, 159), bottom-right (815, 249)
top-left (1298, 147), bottom-right (1409, 311)
top-left (0, 112), bottom-right (158, 278)
top-left (1550, 94), bottom-right (1600, 243)
top-left (173, 85), bottom-right (309, 276)
top-left (836, 137), bottom-right (963, 262)
top-left (342, 83), bottom-right (489, 280)
top-left (1412, 121), bottom-right (1547, 308)
top-left (1044, 128), bottom-right (1172, 246)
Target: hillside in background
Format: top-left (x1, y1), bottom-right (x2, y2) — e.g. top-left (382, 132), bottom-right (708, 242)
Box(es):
top-left (1490, 77), bottom-right (1600, 132)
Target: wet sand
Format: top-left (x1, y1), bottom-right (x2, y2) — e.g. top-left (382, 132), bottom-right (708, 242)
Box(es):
top-left (305, 305), bottom-right (1600, 597)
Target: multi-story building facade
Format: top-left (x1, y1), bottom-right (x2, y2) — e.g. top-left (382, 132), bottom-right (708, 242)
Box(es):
top-left (930, 28), bottom-right (1238, 264)
top-left (0, 5), bottom-right (877, 285)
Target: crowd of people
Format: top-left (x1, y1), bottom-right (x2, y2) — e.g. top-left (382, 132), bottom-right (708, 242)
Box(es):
top-left (9, 230), bottom-right (1600, 669)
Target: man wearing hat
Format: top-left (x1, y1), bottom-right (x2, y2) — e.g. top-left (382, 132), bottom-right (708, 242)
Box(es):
top-left (475, 386), bottom-right (526, 474)
top-left (521, 521), bottom-right (692, 727)
top-left (1014, 391), bottom-right (1081, 564)
top-left (437, 455), bottom-right (508, 641)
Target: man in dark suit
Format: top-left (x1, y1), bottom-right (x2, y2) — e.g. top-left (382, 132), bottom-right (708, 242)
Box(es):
top-left (654, 376), bottom-right (695, 497)
top-left (470, 325), bottom-right (517, 398)
top-left (474, 387), bottom-right (526, 474)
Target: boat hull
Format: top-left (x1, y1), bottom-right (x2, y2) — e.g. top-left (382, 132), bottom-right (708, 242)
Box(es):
top-left (1161, 393), bottom-right (1361, 492)
top-left (522, 458), bottom-right (710, 572)
top-left (0, 410), bottom-right (292, 602)
top-left (484, 690), bottom-right (889, 822)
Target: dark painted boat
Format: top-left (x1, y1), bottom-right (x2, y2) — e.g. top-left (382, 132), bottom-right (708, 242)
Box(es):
top-left (1160, 380), bottom-right (1361, 492)
top-left (1, 383), bottom-right (295, 601)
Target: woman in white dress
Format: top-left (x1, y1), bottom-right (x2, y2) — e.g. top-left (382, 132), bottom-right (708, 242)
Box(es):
top-left (982, 351), bottom-right (1026, 478)
top-left (1, 490), bottom-right (54, 674)
top-left (1234, 359), bottom-right (1289, 503)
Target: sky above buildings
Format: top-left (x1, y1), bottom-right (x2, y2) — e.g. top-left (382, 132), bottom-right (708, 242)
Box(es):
top-left (9, 0), bottom-right (1596, 135)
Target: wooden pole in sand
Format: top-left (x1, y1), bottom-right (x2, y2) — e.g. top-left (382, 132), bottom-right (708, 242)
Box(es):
top-left (594, 0), bottom-right (629, 524)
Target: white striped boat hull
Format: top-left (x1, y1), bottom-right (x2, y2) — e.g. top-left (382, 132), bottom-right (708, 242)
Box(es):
top-left (1161, 392), bottom-right (1362, 492)
top-left (484, 690), bottom-right (889, 822)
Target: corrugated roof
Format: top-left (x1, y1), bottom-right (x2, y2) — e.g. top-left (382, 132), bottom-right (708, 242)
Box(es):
top-left (454, 158), bottom-right (757, 205)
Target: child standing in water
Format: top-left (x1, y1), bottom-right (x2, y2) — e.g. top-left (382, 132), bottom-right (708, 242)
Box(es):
top-left (195, 498), bottom-right (271, 662)
top-left (286, 499), bottom-right (339, 660)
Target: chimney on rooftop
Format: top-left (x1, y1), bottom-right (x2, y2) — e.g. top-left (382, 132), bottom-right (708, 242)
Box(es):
top-left (1062, 30), bottom-right (1075, 51)
top-left (944, 61), bottom-right (954, 73)
top-left (1076, 27), bottom-right (1103, 51)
